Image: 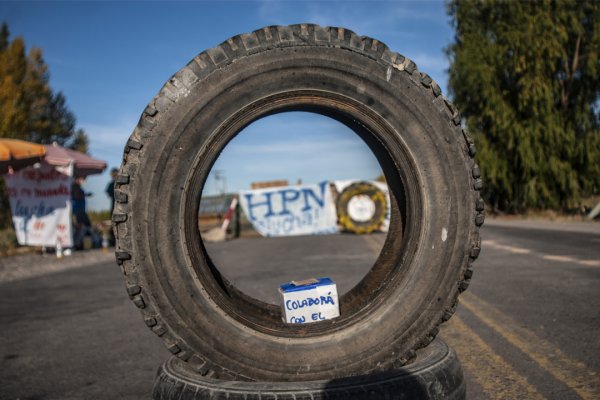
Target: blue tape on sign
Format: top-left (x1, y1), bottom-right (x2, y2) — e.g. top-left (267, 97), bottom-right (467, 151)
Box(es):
top-left (279, 277), bottom-right (335, 293)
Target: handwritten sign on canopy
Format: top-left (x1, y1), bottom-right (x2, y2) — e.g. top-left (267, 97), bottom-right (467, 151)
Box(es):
top-left (5, 162), bottom-right (73, 247)
top-left (239, 181), bottom-right (338, 237)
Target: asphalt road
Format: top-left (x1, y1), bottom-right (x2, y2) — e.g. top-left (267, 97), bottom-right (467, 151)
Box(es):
top-left (0, 219), bottom-right (598, 399)
top-left (441, 221), bottom-right (600, 400)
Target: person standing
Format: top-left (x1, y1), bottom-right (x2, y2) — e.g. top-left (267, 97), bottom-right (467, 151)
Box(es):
top-left (105, 168), bottom-right (118, 215)
top-left (72, 176), bottom-right (92, 249)
top-left (105, 168), bottom-right (118, 246)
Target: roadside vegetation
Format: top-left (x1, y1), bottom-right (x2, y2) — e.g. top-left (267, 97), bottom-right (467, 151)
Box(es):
top-left (0, 228), bottom-right (17, 256)
top-left (447, 1), bottom-right (600, 213)
top-left (0, 22), bottom-right (91, 254)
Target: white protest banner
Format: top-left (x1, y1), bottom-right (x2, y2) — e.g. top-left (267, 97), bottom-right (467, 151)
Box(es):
top-left (5, 162), bottom-right (73, 247)
top-left (239, 181), bottom-right (338, 237)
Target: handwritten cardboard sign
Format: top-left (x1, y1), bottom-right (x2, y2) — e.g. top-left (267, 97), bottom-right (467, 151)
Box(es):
top-left (279, 278), bottom-right (340, 324)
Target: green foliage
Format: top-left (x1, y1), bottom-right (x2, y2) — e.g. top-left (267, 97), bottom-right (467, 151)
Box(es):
top-left (447, 0), bottom-right (600, 212)
top-left (0, 22), bottom-right (87, 146)
top-left (69, 128), bottom-right (90, 155)
top-left (0, 22), bottom-right (90, 229)
top-left (0, 179), bottom-right (9, 230)
top-left (0, 227), bottom-right (18, 256)
top-left (375, 174), bottom-right (386, 183)
top-left (88, 210), bottom-right (111, 226)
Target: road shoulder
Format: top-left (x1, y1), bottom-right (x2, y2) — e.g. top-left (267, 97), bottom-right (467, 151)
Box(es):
top-left (485, 217), bottom-right (600, 234)
top-left (0, 249), bottom-right (115, 283)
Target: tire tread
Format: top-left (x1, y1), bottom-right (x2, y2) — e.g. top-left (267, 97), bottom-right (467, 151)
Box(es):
top-left (115, 23), bottom-right (483, 381)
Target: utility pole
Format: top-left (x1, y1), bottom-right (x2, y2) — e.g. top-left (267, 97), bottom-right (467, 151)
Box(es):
top-left (213, 170), bottom-right (226, 195)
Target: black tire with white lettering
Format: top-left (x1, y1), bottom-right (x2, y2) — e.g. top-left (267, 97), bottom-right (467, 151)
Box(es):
top-left (114, 24), bottom-right (483, 381)
top-left (337, 181), bottom-right (387, 234)
top-left (153, 338), bottom-right (465, 400)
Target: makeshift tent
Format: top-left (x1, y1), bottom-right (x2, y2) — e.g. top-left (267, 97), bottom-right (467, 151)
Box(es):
top-left (4, 143), bottom-right (107, 248)
top-left (0, 139), bottom-right (47, 174)
top-left (44, 142), bottom-right (107, 177)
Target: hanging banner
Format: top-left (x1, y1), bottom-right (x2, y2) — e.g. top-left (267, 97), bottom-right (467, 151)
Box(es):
top-left (239, 181), bottom-right (338, 237)
top-left (5, 162), bottom-right (73, 247)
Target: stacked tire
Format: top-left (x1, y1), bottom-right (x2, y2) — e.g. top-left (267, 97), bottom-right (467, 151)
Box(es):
top-left (336, 181), bottom-right (388, 234)
top-left (114, 24), bottom-right (483, 399)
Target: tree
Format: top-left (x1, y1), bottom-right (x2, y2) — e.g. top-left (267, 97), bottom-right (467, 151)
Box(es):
top-left (447, 0), bottom-right (600, 212)
top-left (0, 22), bottom-right (89, 228)
top-left (69, 128), bottom-right (90, 154)
top-left (0, 23), bottom-right (87, 148)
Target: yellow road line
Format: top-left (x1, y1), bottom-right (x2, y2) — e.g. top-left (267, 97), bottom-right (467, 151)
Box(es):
top-left (461, 291), bottom-right (600, 399)
top-left (442, 315), bottom-right (545, 400)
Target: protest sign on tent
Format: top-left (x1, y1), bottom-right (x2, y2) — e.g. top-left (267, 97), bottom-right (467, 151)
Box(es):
top-left (5, 162), bottom-right (73, 247)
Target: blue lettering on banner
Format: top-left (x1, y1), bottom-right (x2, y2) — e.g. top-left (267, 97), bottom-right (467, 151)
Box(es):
top-left (301, 181), bottom-right (327, 211)
top-left (239, 181), bottom-right (337, 237)
top-left (14, 199), bottom-right (55, 219)
top-left (254, 208), bottom-right (329, 236)
top-left (245, 182), bottom-right (328, 219)
top-left (278, 189), bottom-right (300, 215)
top-left (244, 191), bottom-right (275, 220)
top-left (290, 316), bottom-right (306, 324)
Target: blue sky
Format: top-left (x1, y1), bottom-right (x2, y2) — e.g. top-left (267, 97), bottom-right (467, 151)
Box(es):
top-left (1, 0), bottom-right (454, 210)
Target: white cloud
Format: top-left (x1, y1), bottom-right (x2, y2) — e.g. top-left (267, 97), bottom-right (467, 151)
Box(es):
top-left (410, 52), bottom-right (449, 90)
top-left (411, 52), bottom-right (447, 72)
top-left (83, 115), bottom-right (137, 168)
top-left (229, 137), bottom-right (362, 155)
top-left (258, 1), bottom-right (446, 38)
top-left (254, 1), bottom-right (452, 91)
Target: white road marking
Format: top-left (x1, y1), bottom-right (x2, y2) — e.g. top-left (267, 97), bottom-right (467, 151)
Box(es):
top-left (579, 259), bottom-right (600, 267)
top-left (542, 255), bottom-right (577, 263)
top-left (482, 240), bottom-right (531, 254)
top-left (483, 240), bottom-right (599, 267)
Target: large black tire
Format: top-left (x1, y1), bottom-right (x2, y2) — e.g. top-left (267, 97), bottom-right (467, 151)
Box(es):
top-left (337, 181), bottom-right (388, 234)
top-left (153, 338), bottom-right (465, 400)
top-left (114, 24), bottom-right (483, 381)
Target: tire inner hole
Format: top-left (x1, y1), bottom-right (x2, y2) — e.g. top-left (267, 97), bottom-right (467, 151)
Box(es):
top-left (199, 111), bottom-right (390, 307)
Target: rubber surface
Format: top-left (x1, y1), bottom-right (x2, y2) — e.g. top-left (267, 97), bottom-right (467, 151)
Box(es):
top-left (114, 24), bottom-right (484, 381)
top-left (153, 338), bottom-right (465, 400)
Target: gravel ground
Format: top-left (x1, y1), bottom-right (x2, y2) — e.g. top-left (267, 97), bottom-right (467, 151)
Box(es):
top-left (0, 248), bottom-right (115, 283)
